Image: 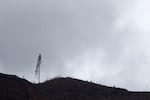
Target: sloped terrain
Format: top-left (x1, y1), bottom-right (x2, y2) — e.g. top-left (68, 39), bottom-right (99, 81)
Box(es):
top-left (0, 73), bottom-right (150, 100)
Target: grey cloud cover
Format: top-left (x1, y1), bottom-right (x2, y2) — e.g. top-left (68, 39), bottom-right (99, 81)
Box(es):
top-left (0, 0), bottom-right (150, 91)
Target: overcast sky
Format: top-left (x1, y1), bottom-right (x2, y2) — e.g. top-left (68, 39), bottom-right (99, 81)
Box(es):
top-left (1, 0), bottom-right (150, 91)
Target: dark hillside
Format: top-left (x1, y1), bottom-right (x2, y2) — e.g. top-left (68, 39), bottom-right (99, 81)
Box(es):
top-left (0, 73), bottom-right (48, 100)
top-left (0, 73), bottom-right (150, 100)
top-left (39, 77), bottom-right (130, 100)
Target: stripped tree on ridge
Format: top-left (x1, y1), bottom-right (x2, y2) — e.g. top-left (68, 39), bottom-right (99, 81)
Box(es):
top-left (35, 53), bottom-right (42, 83)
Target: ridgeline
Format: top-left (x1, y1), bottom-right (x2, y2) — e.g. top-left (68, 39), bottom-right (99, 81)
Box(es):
top-left (0, 73), bottom-right (150, 100)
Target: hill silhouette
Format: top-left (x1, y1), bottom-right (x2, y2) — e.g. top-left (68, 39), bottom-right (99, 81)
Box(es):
top-left (0, 73), bottom-right (150, 100)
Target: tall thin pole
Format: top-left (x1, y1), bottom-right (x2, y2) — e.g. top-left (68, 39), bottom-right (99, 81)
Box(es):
top-left (38, 62), bottom-right (40, 83)
top-left (35, 54), bottom-right (42, 83)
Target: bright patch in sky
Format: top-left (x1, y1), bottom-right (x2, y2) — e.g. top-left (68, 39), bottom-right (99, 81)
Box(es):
top-left (130, 0), bottom-right (150, 32)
